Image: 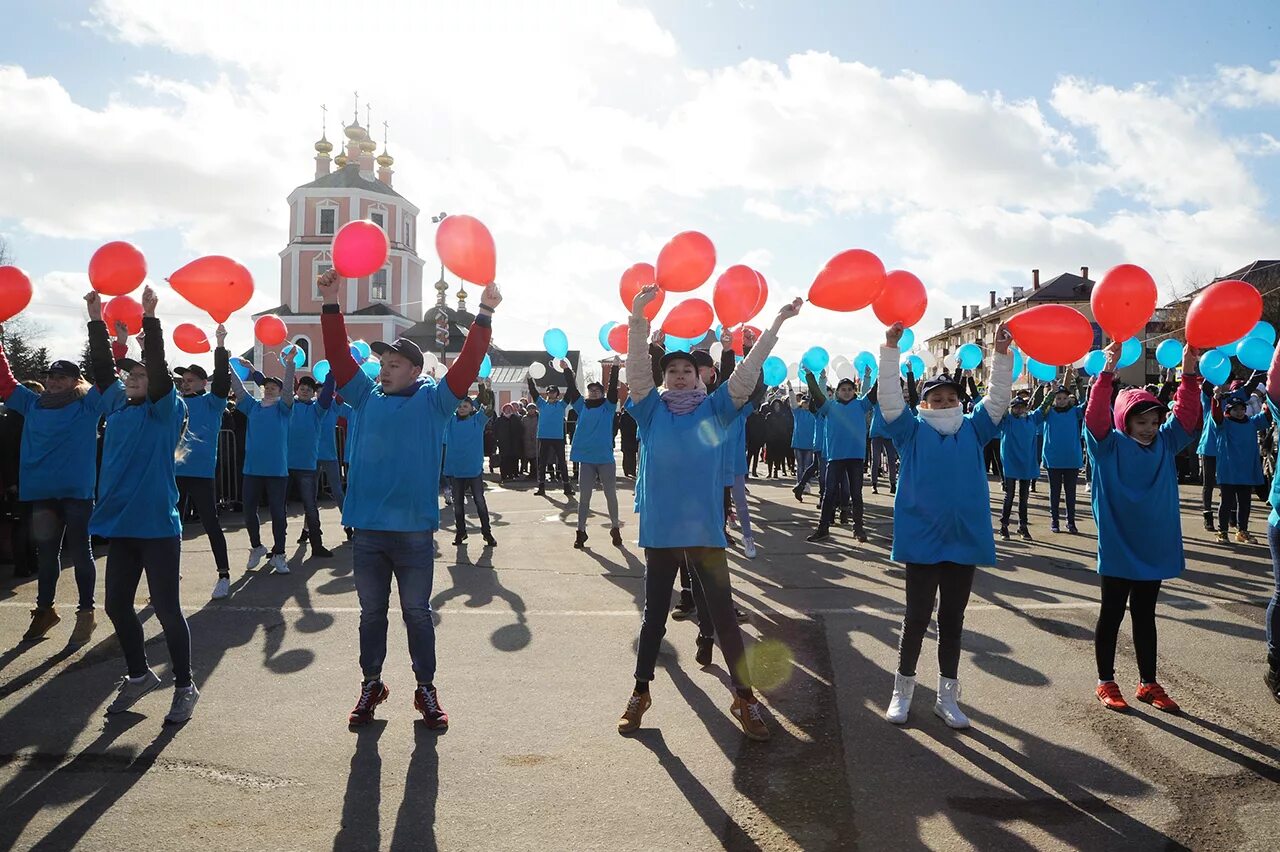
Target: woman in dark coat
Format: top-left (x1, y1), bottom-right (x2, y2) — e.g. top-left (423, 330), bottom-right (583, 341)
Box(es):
top-left (494, 403), bottom-right (524, 482)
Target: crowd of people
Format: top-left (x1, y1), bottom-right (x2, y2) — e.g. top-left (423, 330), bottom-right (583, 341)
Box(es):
top-left (1, 272), bottom-right (1278, 743)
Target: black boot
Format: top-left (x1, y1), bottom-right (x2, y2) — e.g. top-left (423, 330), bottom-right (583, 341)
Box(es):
top-left (1265, 667), bottom-right (1280, 703)
top-left (610, 526), bottom-right (623, 547)
top-left (574, 530), bottom-right (588, 549)
top-left (1000, 525), bottom-right (1010, 540)
top-left (1203, 513), bottom-right (1216, 532)
top-left (695, 635), bottom-right (715, 667)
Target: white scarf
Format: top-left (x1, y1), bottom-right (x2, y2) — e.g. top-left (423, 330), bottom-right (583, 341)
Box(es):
top-left (920, 407), bottom-right (965, 436)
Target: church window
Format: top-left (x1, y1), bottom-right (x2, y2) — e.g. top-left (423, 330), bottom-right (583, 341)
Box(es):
top-left (318, 207), bottom-right (336, 236)
top-left (371, 268), bottom-right (388, 301)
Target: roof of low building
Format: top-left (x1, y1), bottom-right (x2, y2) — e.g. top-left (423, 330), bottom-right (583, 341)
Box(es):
top-left (297, 162), bottom-right (405, 199)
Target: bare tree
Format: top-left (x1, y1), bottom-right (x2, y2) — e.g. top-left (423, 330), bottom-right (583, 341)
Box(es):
top-left (0, 236), bottom-right (10, 267)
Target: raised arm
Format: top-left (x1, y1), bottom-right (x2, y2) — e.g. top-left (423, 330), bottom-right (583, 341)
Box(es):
top-left (606, 364), bottom-right (619, 404)
top-left (626, 286), bottom-right (660, 400)
top-left (981, 325), bottom-right (1014, 426)
top-left (0, 326), bottom-right (18, 401)
top-left (318, 372), bottom-right (336, 410)
top-left (139, 287), bottom-right (170, 403)
top-left (804, 369), bottom-right (826, 410)
top-left (526, 375), bottom-right (541, 402)
top-left (561, 361), bottom-right (580, 404)
top-left (83, 292), bottom-right (117, 391)
top-left (786, 380), bottom-right (799, 409)
top-left (1268, 337), bottom-right (1280, 410)
top-left (878, 326), bottom-right (907, 424)
top-left (718, 327), bottom-right (736, 383)
top-left (280, 350), bottom-right (297, 410)
top-left (228, 359), bottom-right (254, 402)
top-left (1171, 345), bottom-right (1203, 435)
top-left (446, 293), bottom-right (497, 398)
top-left (1086, 341), bottom-right (1120, 441)
top-left (211, 324), bottom-right (231, 399)
top-left (317, 270), bottom-right (360, 388)
top-left (728, 299), bottom-right (802, 409)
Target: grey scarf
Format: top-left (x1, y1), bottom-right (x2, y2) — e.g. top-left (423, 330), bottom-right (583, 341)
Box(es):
top-left (38, 385), bottom-right (89, 410)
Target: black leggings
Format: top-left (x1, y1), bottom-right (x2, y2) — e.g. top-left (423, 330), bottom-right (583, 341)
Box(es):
top-left (1200, 455), bottom-right (1217, 516)
top-left (536, 439), bottom-right (570, 488)
top-left (104, 536), bottom-right (192, 688)
top-left (1001, 478), bottom-right (1030, 528)
top-left (1047, 468), bottom-right (1079, 525)
top-left (819, 458), bottom-right (865, 530)
top-left (984, 440), bottom-right (1003, 478)
top-left (177, 476), bottom-right (230, 576)
top-left (897, 562), bottom-right (976, 680)
top-left (1095, 575), bottom-right (1161, 683)
top-left (1219, 484), bottom-right (1253, 532)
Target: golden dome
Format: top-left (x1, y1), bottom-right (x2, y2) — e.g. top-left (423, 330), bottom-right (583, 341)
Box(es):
top-left (358, 136), bottom-right (377, 154)
top-left (376, 148), bottom-right (394, 168)
top-left (315, 135), bottom-right (333, 155)
top-left (343, 121), bottom-right (367, 142)
top-left (334, 152), bottom-right (349, 168)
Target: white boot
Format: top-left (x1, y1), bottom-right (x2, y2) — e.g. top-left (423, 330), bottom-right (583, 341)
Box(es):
top-left (934, 676), bottom-right (970, 729)
top-left (886, 672), bottom-right (915, 724)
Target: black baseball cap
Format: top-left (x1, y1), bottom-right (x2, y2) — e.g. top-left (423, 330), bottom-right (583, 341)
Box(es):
top-left (251, 370), bottom-right (283, 389)
top-left (296, 375), bottom-right (320, 389)
top-left (46, 360), bottom-right (82, 379)
top-left (371, 338), bottom-right (425, 368)
top-left (659, 351), bottom-right (697, 372)
top-left (920, 376), bottom-right (963, 401)
top-left (115, 358), bottom-right (145, 374)
top-left (835, 377), bottom-right (856, 390)
top-left (691, 350), bottom-right (715, 369)
top-left (175, 364), bottom-right (209, 381)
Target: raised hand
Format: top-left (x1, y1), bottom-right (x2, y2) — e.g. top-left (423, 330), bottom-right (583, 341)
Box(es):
top-left (316, 269), bottom-right (340, 304)
top-left (885, 322), bottom-right (905, 347)
top-left (84, 291), bottom-right (103, 322)
top-left (1102, 340), bottom-right (1122, 373)
top-left (480, 282), bottom-right (502, 311)
top-left (141, 285), bottom-right (158, 317)
top-left (993, 322), bottom-right (1013, 355)
top-left (216, 323), bottom-right (227, 348)
top-left (631, 283), bottom-right (660, 318)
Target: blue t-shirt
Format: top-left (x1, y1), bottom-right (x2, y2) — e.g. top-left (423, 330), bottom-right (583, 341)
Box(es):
top-left (1038, 404), bottom-right (1084, 469)
top-left (816, 395), bottom-right (872, 460)
top-left (721, 405), bottom-right (750, 485)
top-left (570, 398), bottom-right (618, 464)
top-left (1197, 390), bottom-right (1217, 457)
top-left (791, 407), bottom-right (817, 450)
top-left (443, 412), bottom-right (488, 478)
top-left (1087, 417), bottom-right (1194, 580)
top-left (1266, 400), bottom-right (1280, 527)
top-left (287, 400), bottom-right (326, 471)
top-left (535, 397), bottom-right (567, 440)
top-left (318, 401), bottom-right (353, 462)
top-left (175, 391), bottom-right (228, 479)
top-left (999, 414), bottom-right (1040, 481)
top-left (814, 416), bottom-right (827, 455)
top-left (340, 373), bottom-right (460, 532)
top-left (91, 389), bottom-right (187, 538)
top-left (627, 385), bottom-right (742, 548)
top-left (1215, 412), bottom-right (1268, 485)
top-left (875, 403), bottom-right (1000, 566)
top-left (238, 396), bottom-right (290, 478)
top-left (7, 382), bottom-right (125, 501)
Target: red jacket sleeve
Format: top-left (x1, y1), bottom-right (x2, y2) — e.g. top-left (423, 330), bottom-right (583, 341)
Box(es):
top-left (321, 306), bottom-right (359, 387)
top-left (1171, 375), bottom-right (1203, 435)
top-left (1085, 372), bottom-right (1114, 441)
top-left (0, 341), bottom-right (17, 401)
top-left (446, 314), bottom-right (491, 399)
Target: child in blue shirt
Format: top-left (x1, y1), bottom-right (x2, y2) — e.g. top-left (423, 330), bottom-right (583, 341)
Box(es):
top-left (617, 283), bottom-right (801, 743)
top-left (288, 374), bottom-right (333, 558)
top-left (527, 375), bottom-right (573, 498)
top-left (444, 394), bottom-right (497, 547)
top-left (1038, 383), bottom-right (1086, 533)
top-left (563, 361), bottom-right (622, 549)
top-left (1212, 389), bottom-right (1269, 544)
top-left (998, 391), bottom-right (1043, 540)
top-left (1087, 341), bottom-right (1201, 715)
top-left (229, 354), bottom-right (295, 575)
top-left (1198, 381), bottom-right (1220, 531)
top-left (876, 322), bottom-right (1013, 730)
top-left (805, 371), bottom-right (875, 543)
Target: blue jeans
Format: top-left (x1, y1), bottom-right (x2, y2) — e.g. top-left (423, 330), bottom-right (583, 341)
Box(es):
top-left (1267, 523), bottom-right (1280, 670)
top-left (33, 497), bottom-right (96, 611)
top-left (243, 475), bottom-right (287, 554)
top-left (289, 468), bottom-right (323, 546)
top-left (819, 458), bottom-right (865, 531)
top-left (352, 530), bottom-right (436, 682)
top-left (450, 476), bottom-right (492, 536)
top-left (318, 459), bottom-right (345, 511)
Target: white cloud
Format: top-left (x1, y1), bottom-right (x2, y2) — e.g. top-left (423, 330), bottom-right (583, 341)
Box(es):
top-left (744, 199), bottom-right (819, 225)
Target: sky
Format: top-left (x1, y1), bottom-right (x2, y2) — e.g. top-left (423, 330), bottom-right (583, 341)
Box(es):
top-left (1, 0), bottom-right (1279, 371)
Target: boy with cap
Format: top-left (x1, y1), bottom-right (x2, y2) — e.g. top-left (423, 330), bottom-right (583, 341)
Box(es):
top-left (561, 359), bottom-right (623, 549)
top-left (998, 393), bottom-right (1040, 540)
top-left (1039, 382), bottom-right (1086, 533)
top-left (526, 375), bottom-right (573, 498)
top-left (317, 269), bottom-right (499, 730)
top-left (1212, 388), bottom-right (1270, 544)
top-left (444, 394), bottom-right (498, 548)
top-left (228, 356), bottom-right (295, 576)
top-left (174, 326), bottom-right (234, 599)
top-left (287, 373), bottom-right (333, 558)
top-left (804, 371), bottom-right (875, 543)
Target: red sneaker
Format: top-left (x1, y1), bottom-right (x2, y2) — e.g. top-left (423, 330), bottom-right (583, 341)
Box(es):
top-left (348, 680), bottom-right (389, 726)
top-left (1096, 681), bottom-right (1129, 712)
top-left (414, 685), bottom-right (449, 731)
top-left (1135, 682), bottom-right (1180, 713)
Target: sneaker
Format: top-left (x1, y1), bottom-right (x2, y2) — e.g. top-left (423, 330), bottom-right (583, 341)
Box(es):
top-left (564, 488), bottom-right (574, 499)
top-left (483, 534), bottom-right (498, 548)
top-left (743, 536), bottom-right (757, 559)
top-left (617, 691), bottom-right (651, 734)
top-left (211, 576), bottom-right (231, 600)
top-left (1066, 524), bottom-right (1079, 534)
top-left (1018, 527), bottom-right (1033, 541)
top-left (854, 528), bottom-right (868, 543)
top-left (1202, 515), bottom-right (1216, 532)
top-left (348, 680), bottom-right (390, 726)
top-left (695, 635), bottom-right (715, 667)
top-left (1096, 681), bottom-right (1129, 712)
top-left (267, 554), bottom-right (290, 575)
top-left (534, 488), bottom-right (546, 497)
top-left (792, 486), bottom-right (805, 503)
top-left (246, 545), bottom-right (268, 570)
top-left (999, 527), bottom-right (1010, 541)
top-left (164, 685), bottom-right (200, 724)
top-left (610, 526), bottom-right (623, 548)
top-left (806, 529), bottom-right (831, 543)
top-left (839, 511), bottom-right (851, 526)
top-left (413, 685), bottom-right (449, 731)
top-left (1050, 522), bottom-right (1061, 534)
top-left (734, 607), bottom-right (749, 624)
top-left (1215, 530), bottom-right (1230, 543)
top-left (312, 544), bottom-right (334, 558)
top-left (671, 601), bottom-right (696, 621)
top-left (69, 610), bottom-right (96, 647)
top-left (297, 530), bottom-right (309, 544)
top-left (107, 670), bottom-right (163, 714)
top-left (574, 530), bottom-right (588, 549)
top-left (1135, 682), bottom-right (1180, 713)
top-left (872, 486), bottom-right (879, 495)
top-left (22, 606), bottom-right (60, 642)
top-left (730, 695), bottom-right (771, 741)
top-left (1235, 530), bottom-right (1257, 544)
top-left (1264, 668), bottom-right (1280, 704)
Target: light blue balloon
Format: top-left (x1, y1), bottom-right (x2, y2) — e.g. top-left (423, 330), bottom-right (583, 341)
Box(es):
top-left (664, 335), bottom-right (693, 353)
top-left (352, 340), bottom-right (371, 360)
top-left (762, 356), bottom-right (787, 387)
top-left (1010, 348), bottom-right (1024, 380)
top-left (1236, 336), bottom-right (1274, 372)
top-left (312, 360), bottom-right (330, 383)
top-left (279, 345), bottom-right (306, 369)
top-left (361, 359), bottom-right (381, 378)
top-left (598, 321), bottom-right (618, 352)
top-left (801, 346), bottom-right (830, 373)
top-left (1200, 350), bottom-right (1230, 385)
top-left (1027, 357), bottom-right (1057, 382)
top-left (1216, 338), bottom-right (1243, 358)
top-left (478, 353), bottom-right (493, 379)
top-left (853, 350), bottom-right (877, 377)
top-left (1116, 337), bottom-right (1142, 369)
top-left (898, 355), bottom-right (924, 377)
top-left (898, 328), bottom-right (915, 351)
top-left (543, 328), bottom-right (569, 359)
top-left (956, 343), bottom-right (983, 370)
top-left (1155, 339), bottom-right (1183, 369)
top-left (1249, 321), bottom-right (1277, 346)
top-left (231, 359), bottom-right (251, 381)
top-left (1082, 350), bottom-right (1108, 376)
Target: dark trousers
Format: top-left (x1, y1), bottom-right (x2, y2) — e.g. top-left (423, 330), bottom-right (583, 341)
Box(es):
top-left (536, 439), bottom-right (571, 489)
top-left (798, 454), bottom-right (825, 496)
top-left (984, 440), bottom-right (1003, 478)
top-left (1200, 455), bottom-right (1217, 516)
top-left (622, 448), bottom-right (637, 478)
top-left (1047, 467), bottom-right (1079, 525)
top-left (1000, 478), bottom-right (1031, 529)
top-left (450, 476), bottom-right (492, 536)
top-left (897, 562), bottom-right (976, 680)
top-left (11, 501), bottom-right (37, 576)
top-left (870, 438), bottom-right (898, 491)
top-left (637, 547), bottom-right (749, 690)
top-left (1219, 483), bottom-right (1254, 532)
top-left (104, 536), bottom-right (191, 688)
top-left (243, 475), bottom-right (288, 554)
top-left (177, 476), bottom-right (230, 576)
top-left (288, 468), bottom-right (323, 547)
top-left (1266, 524), bottom-right (1280, 670)
top-left (33, 497), bottom-right (95, 611)
top-left (819, 458), bottom-right (864, 531)
top-left (1095, 575), bottom-right (1161, 683)
top-left (498, 450), bottom-right (520, 481)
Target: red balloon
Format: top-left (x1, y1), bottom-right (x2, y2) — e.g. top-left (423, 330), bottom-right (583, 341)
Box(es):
top-left (607, 322), bottom-right (629, 355)
top-left (0, 266), bottom-right (33, 323)
top-left (729, 324), bottom-right (764, 356)
top-left (169, 256), bottom-right (255, 323)
top-left (871, 270), bottom-right (928, 328)
top-left (808, 249), bottom-right (887, 312)
top-left (1092, 264), bottom-right (1157, 341)
top-left (173, 323), bottom-right (211, 354)
top-left (255, 315), bottom-right (288, 347)
top-left (747, 270), bottom-right (768, 322)
top-left (655, 231), bottom-right (715, 292)
top-left (332, 220), bottom-right (390, 278)
top-left (1186, 279), bottom-right (1263, 349)
top-left (88, 241), bottom-right (147, 296)
top-left (662, 299), bottom-right (715, 339)
top-left (712, 265), bottom-right (763, 327)
top-left (103, 295), bottom-right (143, 336)
top-left (1006, 305), bottom-right (1094, 366)
top-left (435, 214), bottom-right (496, 285)
top-left (619, 263), bottom-right (663, 320)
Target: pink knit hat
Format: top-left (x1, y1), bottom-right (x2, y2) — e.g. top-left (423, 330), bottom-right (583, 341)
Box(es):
top-left (1113, 387), bottom-right (1167, 433)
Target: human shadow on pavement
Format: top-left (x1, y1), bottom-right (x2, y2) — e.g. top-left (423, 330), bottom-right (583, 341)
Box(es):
top-left (388, 724), bottom-right (439, 852)
top-left (333, 720), bottom-right (385, 851)
top-left (431, 557), bottom-right (530, 653)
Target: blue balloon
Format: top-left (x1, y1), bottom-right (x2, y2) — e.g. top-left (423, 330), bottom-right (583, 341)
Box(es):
top-left (1249, 320), bottom-right (1277, 346)
top-left (349, 345), bottom-right (366, 364)
top-left (899, 355), bottom-right (924, 377)
top-left (1027, 357), bottom-right (1057, 382)
top-left (478, 353), bottom-right (493, 379)
top-left (802, 346), bottom-right (830, 373)
top-left (956, 343), bottom-right (983, 370)
top-left (352, 340), bottom-right (371, 360)
top-left (664, 335), bottom-right (693, 353)
top-left (279, 345), bottom-right (306, 369)
top-left (762, 356), bottom-right (787, 387)
top-left (312, 359), bottom-right (330, 383)
top-left (1200, 350), bottom-right (1231, 385)
top-left (1155, 339), bottom-right (1183, 369)
top-left (898, 328), bottom-right (915, 351)
top-left (361, 359), bottom-right (381, 379)
top-left (1237, 336), bottom-right (1274, 372)
top-left (853, 350), bottom-right (877, 376)
top-left (1216, 338), bottom-right (1243, 358)
top-left (1010, 348), bottom-right (1024, 380)
top-left (598, 321), bottom-right (618, 352)
top-left (543, 328), bottom-right (569, 359)
top-left (231, 359), bottom-right (251, 381)
top-left (1116, 337), bottom-right (1142, 369)
top-left (1081, 350), bottom-right (1108, 376)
